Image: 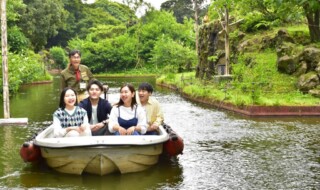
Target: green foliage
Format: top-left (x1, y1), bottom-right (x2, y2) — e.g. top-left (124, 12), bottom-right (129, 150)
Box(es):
top-left (93, 0), bottom-right (136, 22)
top-left (18, 0), bottom-right (68, 51)
top-left (87, 25), bottom-right (127, 42)
top-left (68, 33), bottom-right (138, 73)
top-left (150, 36), bottom-right (197, 73)
top-left (65, 10), bottom-right (196, 73)
top-left (49, 47), bottom-right (68, 69)
top-left (6, 0), bottom-right (26, 24)
top-left (0, 51), bottom-right (52, 95)
top-left (7, 26), bottom-right (30, 53)
top-left (231, 50), bottom-right (278, 104)
top-left (138, 11), bottom-right (195, 60)
top-left (161, 0), bottom-right (194, 23)
top-left (208, 0), bottom-right (305, 32)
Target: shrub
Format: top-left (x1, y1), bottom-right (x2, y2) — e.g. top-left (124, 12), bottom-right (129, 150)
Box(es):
top-left (49, 46), bottom-right (68, 69)
top-left (150, 36), bottom-right (197, 73)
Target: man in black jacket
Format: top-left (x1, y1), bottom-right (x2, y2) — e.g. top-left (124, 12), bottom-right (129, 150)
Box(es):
top-left (79, 80), bottom-right (112, 135)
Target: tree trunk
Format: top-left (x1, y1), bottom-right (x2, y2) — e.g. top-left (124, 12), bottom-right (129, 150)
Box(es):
top-left (194, 0), bottom-right (199, 53)
top-left (1, 0), bottom-right (10, 118)
top-left (305, 5), bottom-right (320, 42)
top-left (224, 7), bottom-right (230, 75)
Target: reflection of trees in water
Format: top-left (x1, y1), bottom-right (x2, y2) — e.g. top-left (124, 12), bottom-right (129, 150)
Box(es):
top-left (19, 155), bottom-right (183, 189)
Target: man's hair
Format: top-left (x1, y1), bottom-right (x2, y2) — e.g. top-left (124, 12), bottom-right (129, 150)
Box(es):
top-left (138, 82), bottom-right (153, 93)
top-left (68, 49), bottom-right (81, 58)
top-left (86, 80), bottom-right (103, 91)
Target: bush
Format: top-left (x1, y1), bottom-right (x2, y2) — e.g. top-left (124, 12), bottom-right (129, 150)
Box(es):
top-left (150, 36), bottom-right (197, 73)
top-left (7, 26), bottom-right (30, 53)
top-left (0, 51), bottom-right (52, 95)
top-left (49, 46), bottom-right (68, 69)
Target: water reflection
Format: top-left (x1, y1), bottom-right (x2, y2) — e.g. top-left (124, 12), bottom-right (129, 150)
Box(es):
top-left (0, 76), bottom-right (319, 189)
top-left (17, 156), bottom-right (182, 190)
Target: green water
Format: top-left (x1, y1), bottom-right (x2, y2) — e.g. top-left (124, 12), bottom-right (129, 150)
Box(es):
top-left (0, 76), bottom-right (319, 189)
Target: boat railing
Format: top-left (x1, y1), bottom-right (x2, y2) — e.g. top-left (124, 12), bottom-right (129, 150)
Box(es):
top-left (34, 125), bottom-right (170, 148)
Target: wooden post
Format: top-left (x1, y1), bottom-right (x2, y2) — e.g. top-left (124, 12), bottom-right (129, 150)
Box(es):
top-left (224, 6), bottom-right (230, 76)
top-left (0, 0), bottom-right (28, 125)
top-left (1, 0), bottom-right (9, 118)
top-left (193, 0), bottom-right (199, 55)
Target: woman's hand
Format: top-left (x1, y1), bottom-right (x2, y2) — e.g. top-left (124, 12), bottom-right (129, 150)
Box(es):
top-left (118, 126), bottom-right (127, 135)
top-left (148, 124), bottom-right (159, 131)
top-left (127, 126), bottom-right (136, 135)
top-left (79, 124), bottom-right (87, 132)
top-left (91, 122), bottom-right (104, 132)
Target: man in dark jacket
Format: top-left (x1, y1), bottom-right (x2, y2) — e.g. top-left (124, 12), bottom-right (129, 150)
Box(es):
top-left (79, 80), bottom-right (112, 135)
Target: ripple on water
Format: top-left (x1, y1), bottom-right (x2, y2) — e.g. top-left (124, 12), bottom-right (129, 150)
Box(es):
top-left (159, 93), bottom-right (320, 189)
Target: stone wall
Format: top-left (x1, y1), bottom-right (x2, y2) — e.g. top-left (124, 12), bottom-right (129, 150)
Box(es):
top-left (276, 29), bottom-right (320, 97)
top-left (196, 21), bottom-right (224, 80)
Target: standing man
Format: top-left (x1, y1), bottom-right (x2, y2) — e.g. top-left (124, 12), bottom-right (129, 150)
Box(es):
top-left (137, 82), bottom-right (164, 135)
top-left (61, 49), bottom-right (94, 102)
top-left (79, 80), bottom-right (112, 136)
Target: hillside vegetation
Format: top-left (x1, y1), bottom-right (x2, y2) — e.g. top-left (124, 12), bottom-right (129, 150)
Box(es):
top-left (1, 0), bottom-right (319, 103)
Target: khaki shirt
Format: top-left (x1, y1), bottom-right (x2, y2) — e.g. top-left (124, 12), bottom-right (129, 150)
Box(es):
top-left (60, 64), bottom-right (94, 93)
top-left (141, 96), bottom-right (164, 128)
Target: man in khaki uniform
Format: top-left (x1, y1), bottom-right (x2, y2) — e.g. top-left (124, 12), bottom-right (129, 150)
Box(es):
top-left (61, 50), bottom-right (94, 102)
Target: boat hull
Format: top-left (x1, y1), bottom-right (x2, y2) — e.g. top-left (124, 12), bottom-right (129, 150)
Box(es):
top-left (41, 144), bottom-right (163, 175)
top-left (34, 125), bottom-right (169, 175)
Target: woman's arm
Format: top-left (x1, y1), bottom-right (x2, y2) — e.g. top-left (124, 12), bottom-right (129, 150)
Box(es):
top-left (136, 106), bottom-right (147, 134)
top-left (108, 106), bottom-right (119, 133)
top-left (53, 116), bottom-right (67, 137)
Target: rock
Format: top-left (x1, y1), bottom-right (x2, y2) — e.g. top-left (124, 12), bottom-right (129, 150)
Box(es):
top-left (315, 62), bottom-right (320, 74)
top-left (299, 47), bottom-right (320, 71)
top-left (276, 42), bottom-right (295, 57)
top-left (277, 55), bottom-right (299, 74)
top-left (309, 88), bottom-right (320, 98)
top-left (293, 61), bottom-right (307, 76)
top-left (297, 72), bottom-right (320, 92)
top-left (275, 29), bottom-right (295, 45)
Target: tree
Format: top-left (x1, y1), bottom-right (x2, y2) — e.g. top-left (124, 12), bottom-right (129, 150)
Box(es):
top-left (214, 0), bottom-right (320, 42)
top-left (290, 0), bottom-right (320, 42)
top-left (161, 0), bottom-right (194, 23)
top-left (17, 0), bottom-right (68, 51)
top-left (160, 0), bottom-right (208, 24)
top-left (46, 0), bottom-right (84, 48)
top-left (121, 0), bottom-right (154, 16)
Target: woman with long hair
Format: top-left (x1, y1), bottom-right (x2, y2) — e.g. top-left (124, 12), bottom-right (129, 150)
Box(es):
top-left (52, 87), bottom-right (91, 137)
top-left (108, 83), bottom-right (147, 135)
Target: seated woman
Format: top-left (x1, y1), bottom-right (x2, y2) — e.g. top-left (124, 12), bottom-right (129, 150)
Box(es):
top-left (108, 83), bottom-right (147, 135)
top-left (53, 87), bottom-right (91, 137)
top-left (79, 80), bottom-right (112, 136)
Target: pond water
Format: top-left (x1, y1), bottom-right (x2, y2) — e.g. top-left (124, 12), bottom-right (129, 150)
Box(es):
top-left (0, 76), bottom-right (319, 189)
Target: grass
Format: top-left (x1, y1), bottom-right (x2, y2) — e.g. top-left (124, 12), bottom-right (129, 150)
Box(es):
top-left (157, 48), bottom-right (320, 106)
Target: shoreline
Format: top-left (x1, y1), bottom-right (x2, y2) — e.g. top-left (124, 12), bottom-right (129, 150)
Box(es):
top-left (157, 83), bottom-right (320, 117)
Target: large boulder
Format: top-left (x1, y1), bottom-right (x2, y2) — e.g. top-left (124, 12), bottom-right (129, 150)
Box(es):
top-left (299, 47), bottom-right (320, 71)
top-left (297, 72), bottom-right (320, 92)
top-left (276, 42), bottom-right (295, 58)
top-left (277, 55), bottom-right (299, 74)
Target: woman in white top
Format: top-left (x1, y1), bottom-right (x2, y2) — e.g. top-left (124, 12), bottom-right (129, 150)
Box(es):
top-left (108, 83), bottom-right (147, 135)
top-left (52, 87), bottom-right (91, 137)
